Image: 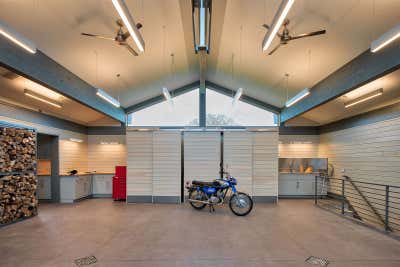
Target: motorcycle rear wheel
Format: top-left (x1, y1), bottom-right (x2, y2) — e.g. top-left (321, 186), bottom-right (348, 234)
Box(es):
top-left (229, 192), bottom-right (253, 216)
top-left (189, 190), bottom-right (207, 210)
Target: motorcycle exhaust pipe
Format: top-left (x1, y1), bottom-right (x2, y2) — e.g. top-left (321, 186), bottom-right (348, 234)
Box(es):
top-left (187, 199), bottom-right (209, 204)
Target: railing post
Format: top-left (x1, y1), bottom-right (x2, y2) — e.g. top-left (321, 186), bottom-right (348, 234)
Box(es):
top-left (341, 176), bottom-right (345, 215)
top-left (385, 185), bottom-right (390, 232)
top-left (315, 175), bottom-right (318, 205)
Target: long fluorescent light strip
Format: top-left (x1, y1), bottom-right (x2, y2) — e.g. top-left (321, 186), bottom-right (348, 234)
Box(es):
top-left (96, 88), bottom-right (120, 108)
top-left (262, 0), bottom-right (295, 51)
top-left (24, 89), bottom-right (62, 108)
top-left (371, 23), bottom-right (400, 53)
top-left (0, 21), bottom-right (36, 54)
top-left (112, 0), bottom-right (145, 52)
top-left (344, 89), bottom-right (383, 108)
top-left (285, 88), bottom-right (310, 107)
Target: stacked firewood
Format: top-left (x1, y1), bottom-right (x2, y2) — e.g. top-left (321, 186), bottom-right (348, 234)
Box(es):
top-left (0, 128), bottom-right (36, 172)
top-left (0, 173), bottom-right (38, 224)
top-left (0, 127), bottom-right (37, 224)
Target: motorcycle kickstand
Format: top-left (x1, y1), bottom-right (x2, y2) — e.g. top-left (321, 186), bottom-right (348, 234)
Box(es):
top-left (209, 204), bottom-right (215, 213)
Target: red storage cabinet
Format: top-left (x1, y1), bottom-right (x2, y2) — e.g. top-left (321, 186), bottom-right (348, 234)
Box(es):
top-left (112, 166), bottom-right (126, 200)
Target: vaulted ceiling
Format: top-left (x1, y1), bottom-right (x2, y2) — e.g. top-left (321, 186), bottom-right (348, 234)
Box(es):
top-left (0, 0), bottom-right (399, 121)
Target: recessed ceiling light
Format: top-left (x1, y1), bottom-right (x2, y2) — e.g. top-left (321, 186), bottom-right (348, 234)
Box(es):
top-left (69, 138), bottom-right (83, 143)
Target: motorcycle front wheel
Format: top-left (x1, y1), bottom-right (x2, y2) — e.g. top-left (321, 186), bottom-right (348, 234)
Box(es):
top-left (229, 192), bottom-right (253, 216)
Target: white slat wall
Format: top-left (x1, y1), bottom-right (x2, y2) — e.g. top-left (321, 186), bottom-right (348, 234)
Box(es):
top-left (126, 131), bottom-right (153, 196)
top-left (279, 135), bottom-right (320, 158)
top-left (184, 132), bottom-right (220, 185)
top-left (319, 117), bottom-right (400, 227)
top-left (152, 131), bottom-right (181, 197)
top-left (253, 131), bottom-right (279, 197)
top-left (224, 132), bottom-right (253, 195)
top-left (88, 135), bottom-right (127, 173)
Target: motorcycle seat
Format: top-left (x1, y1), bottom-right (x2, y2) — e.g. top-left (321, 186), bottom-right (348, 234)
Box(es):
top-left (192, 180), bottom-right (219, 187)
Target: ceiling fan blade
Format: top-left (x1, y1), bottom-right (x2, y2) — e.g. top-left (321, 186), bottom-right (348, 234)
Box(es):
top-left (121, 43), bottom-right (138, 56)
top-left (289, 30), bottom-right (326, 41)
top-left (81, 33), bottom-right (115, 41)
top-left (268, 43), bottom-right (281, 55)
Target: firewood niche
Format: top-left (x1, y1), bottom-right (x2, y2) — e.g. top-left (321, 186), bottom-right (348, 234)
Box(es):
top-left (0, 127), bottom-right (38, 225)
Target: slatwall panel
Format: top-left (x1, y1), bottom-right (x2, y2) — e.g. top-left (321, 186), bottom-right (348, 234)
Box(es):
top-left (59, 139), bottom-right (88, 174)
top-left (152, 131), bottom-right (181, 197)
top-left (319, 117), bottom-right (400, 229)
top-left (88, 135), bottom-right (126, 173)
top-left (184, 132), bottom-right (220, 185)
top-left (126, 131), bottom-right (153, 196)
top-left (253, 131), bottom-right (279, 197)
top-left (319, 117), bottom-right (400, 185)
top-left (279, 135), bottom-right (320, 158)
top-left (224, 132), bottom-right (253, 195)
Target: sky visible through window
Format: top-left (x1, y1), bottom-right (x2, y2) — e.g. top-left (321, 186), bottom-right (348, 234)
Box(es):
top-left (206, 89), bottom-right (276, 126)
top-left (128, 88), bottom-right (277, 127)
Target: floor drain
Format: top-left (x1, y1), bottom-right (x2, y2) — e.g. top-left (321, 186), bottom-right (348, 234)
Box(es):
top-left (305, 256), bottom-right (329, 266)
top-left (74, 255), bottom-right (97, 266)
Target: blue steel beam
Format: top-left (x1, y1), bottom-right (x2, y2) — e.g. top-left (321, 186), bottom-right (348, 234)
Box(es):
top-left (281, 43), bottom-right (400, 123)
top-left (0, 38), bottom-right (125, 123)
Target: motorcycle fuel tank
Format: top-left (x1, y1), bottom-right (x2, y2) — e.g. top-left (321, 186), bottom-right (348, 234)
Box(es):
top-left (203, 187), bottom-right (216, 195)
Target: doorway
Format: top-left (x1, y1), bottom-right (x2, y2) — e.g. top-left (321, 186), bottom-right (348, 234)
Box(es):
top-left (37, 133), bottom-right (59, 203)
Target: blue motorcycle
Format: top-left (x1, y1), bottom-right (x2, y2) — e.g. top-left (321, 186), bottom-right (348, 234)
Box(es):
top-left (185, 170), bottom-right (253, 216)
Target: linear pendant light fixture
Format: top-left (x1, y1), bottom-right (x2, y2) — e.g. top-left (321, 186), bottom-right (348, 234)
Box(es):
top-left (112, 0), bottom-right (145, 52)
top-left (262, 0), bottom-right (295, 52)
top-left (344, 88), bottom-right (383, 108)
top-left (0, 20), bottom-right (36, 54)
top-left (232, 88), bottom-right (243, 106)
top-left (285, 88), bottom-right (310, 107)
top-left (24, 89), bottom-right (62, 108)
top-left (371, 23), bottom-right (400, 53)
top-left (96, 88), bottom-right (121, 108)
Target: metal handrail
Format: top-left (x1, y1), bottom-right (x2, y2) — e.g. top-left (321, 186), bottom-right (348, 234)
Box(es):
top-left (315, 174), bottom-right (397, 233)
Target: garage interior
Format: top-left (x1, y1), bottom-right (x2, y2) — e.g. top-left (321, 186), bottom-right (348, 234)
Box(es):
top-left (0, 0), bottom-right (400, 266)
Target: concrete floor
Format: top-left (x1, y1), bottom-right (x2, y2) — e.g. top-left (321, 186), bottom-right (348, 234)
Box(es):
top-left (0, 199), bottom-right (400, 267)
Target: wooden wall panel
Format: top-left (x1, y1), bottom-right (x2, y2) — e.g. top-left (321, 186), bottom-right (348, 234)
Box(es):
top-left (224, 132), bottom-right (253, 195)
top-left (152, 131), bottom-right (181, 197)
top-left (279, 135), bottom-right (320, 158)
top-left (126, 131), bottom-right (153, 196)
top-left (253, 131), bottom-right (279, 197)
top-left (319, 117), bottom-right (400, 185)
top-left (88, 135), bottom-right (126, 173)
top-left (184, 132), bottom-right (220, 184)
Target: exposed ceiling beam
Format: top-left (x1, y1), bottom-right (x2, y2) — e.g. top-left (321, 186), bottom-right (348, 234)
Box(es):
top-left (280, 42), bottom-right (400, 123)
top-left (124, 81), bottom-right (200, 113)
top-left (0, 38), bottom-right (126, 123)
top-left (205, 81), bottom-right (281, 114)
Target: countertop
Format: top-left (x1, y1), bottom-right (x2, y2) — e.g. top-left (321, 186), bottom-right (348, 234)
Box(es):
top-left (60, 172), bottom-right (114, 176)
